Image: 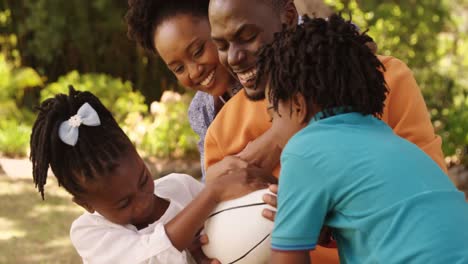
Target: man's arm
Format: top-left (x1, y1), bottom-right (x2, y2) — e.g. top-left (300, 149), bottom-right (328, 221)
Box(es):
top-left (381, 56), bottom-right (447, 173)
top-left (204, 128), bottom-right (225, 174)
top-left (270, 250), bottom-right (310, 264)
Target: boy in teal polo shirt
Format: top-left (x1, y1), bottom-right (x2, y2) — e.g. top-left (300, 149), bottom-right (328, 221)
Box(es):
top-left (256, 14), bottom-right (468, 263)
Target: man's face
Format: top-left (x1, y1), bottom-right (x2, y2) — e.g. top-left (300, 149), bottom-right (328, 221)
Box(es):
top-left (209, 0), bottom-right (296, 101)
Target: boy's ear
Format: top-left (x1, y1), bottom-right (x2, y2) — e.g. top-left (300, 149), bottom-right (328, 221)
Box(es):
top-left (281, 0), bottom-right (299, 29)
top-left (292, 93), bottom-right (308, 124)
top-left (73, 196), bottom-right (95, 214)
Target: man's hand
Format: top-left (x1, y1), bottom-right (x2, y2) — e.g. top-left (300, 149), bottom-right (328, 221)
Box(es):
top-left (188, 234), bottom-right (220, 264)
top-left (206, 156), bottom-right (248, 182)
top-left (207, 167), bottom-right (277, 203)
top-left (236, 129), bottom-right (282, 172)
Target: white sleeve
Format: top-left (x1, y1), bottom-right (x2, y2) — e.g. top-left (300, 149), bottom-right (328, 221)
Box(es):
top-left (168, 173), bottom-right (204, 199)
top-left (71, 218), bottom-right (189, 264)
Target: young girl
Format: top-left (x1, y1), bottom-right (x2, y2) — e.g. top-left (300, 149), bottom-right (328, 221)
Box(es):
top-left (125, 0), bottom-right (242, 180)
top-left (256, 15), bottom-right (468, 263)
top-left (30, 86), bottom-right (273, 264)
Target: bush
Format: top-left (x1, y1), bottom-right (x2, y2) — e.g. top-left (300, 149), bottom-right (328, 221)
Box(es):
top-left (40, 71), bottom-right (148, 124)
top-left (324, 0), bottom-right (468, 166)
top-left (123, 91), bottom-right (198, 158)
top-left (0, 53), bottom-right (42, 157)
top-left (41, 73), bottom-right (198, 159)
top-left (0, 119), bottom-right (31, 158)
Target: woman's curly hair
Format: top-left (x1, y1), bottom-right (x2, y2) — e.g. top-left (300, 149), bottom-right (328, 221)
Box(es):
top-left (125, 0), bottom-right (209, 53)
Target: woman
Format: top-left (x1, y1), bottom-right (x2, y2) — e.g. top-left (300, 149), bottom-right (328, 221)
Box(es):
top-left (126, 0), bottom-right (241, 180)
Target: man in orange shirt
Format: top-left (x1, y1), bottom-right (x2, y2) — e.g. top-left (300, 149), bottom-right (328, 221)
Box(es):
top-left (205, 0), bottom-right (447, 262)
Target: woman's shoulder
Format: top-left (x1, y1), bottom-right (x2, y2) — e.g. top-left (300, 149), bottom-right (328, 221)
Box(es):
top-left (189, 91), bottom-right (214, 113)
top-left (188, 91), bottom-right (215, 135)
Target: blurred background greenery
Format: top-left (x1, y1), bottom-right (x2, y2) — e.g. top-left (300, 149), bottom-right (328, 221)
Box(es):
top-left (0, 0), bottom-right (467, 165)
top-left (0, 0), bottom-right (467, 263)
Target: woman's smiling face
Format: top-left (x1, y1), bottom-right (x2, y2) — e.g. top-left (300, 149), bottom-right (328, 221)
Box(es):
top-left (154, 14), bottom-right (234, 97)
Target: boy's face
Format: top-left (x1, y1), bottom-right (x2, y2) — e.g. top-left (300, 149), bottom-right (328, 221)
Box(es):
top-left (265, 84), bottom-right (307, 149)
top-left (209, 0), bottom-right (297, 101)
top-left (74, 149), bottom-right (165, 229)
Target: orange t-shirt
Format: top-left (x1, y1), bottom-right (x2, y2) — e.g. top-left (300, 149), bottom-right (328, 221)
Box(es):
top-left (204, 56), bottom-right (447, 263)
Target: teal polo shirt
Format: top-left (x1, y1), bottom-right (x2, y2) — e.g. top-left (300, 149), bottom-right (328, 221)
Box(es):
top-left (271, 112), bottom-right (468, 263)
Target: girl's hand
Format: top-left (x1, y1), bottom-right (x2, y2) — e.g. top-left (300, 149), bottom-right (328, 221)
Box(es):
top-left (207, 167), bottom-right (277, 203)
top-left (188, 234), bottom-right (220, 264)
top-left (262, 184), bottom-right (278, 221)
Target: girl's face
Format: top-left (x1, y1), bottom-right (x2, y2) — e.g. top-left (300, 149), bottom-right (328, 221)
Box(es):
top-left (154, 14), bottom-right (235, 97)
top-left (75, 148), bottom-right (167, 229)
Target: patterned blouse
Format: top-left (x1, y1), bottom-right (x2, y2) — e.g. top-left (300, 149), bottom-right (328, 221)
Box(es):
top-left (188, 86), bottom-right (242, 181)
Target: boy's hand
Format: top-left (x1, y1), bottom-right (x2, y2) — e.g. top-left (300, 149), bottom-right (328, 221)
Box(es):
top-left (208, 167), bottom-right (277, 203)
top-left (262, 184), bottom-right (278, 221)
top-left (449, 166), bottom-right (468, 199)
top-left (317, 226), bottom-right (337, 248)
top-left (206, 156), bottom-right (248, 182)
top-left (188, 234), bottom-right (220, 264)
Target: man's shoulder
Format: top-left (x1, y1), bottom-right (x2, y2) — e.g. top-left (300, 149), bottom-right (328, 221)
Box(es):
top-left (378, 55), bottom-right (412, 77)
top-left (207, 89), bottom-right (267, 132)
top-left (213, 90), bottom-right (248, 119)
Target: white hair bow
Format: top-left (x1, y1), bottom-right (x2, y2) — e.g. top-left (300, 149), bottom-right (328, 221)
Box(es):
top-left (58, 103), bottom-right (101, 146)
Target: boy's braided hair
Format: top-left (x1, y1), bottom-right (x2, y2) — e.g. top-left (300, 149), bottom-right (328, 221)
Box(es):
top-left (257, 14), bottom-right (388, 119)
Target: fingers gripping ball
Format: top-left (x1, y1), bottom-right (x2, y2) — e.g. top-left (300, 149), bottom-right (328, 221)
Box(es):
top-left (202, 189), bottom-right (275, 264)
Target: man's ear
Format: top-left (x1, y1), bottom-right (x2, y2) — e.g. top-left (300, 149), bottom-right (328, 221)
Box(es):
top-left (281, 0), bottom-right (299, 29)
top-left (73, 196), bottom-right (95, 214)
top-left (292, 93), bottom-right (308, 124)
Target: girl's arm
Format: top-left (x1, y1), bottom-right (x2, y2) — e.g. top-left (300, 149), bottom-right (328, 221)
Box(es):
top-left (166, 168), bottom-right (275, 250)
top-left (71, 169), bottom-right (274, 264)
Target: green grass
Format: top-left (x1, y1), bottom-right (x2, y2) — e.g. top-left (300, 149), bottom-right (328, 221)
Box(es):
top-left (0, 175), bottom-right (83, 263)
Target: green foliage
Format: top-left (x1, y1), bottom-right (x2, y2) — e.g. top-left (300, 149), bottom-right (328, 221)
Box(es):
top-left (0, 53), bottom-right (39, 157)
top-left (0, 119), bottom-right (31, 157)
top-left (40, 73), bottom-right (198, 158)
top-left (40, 71), bottom-right (148, 124)
top-left (123, 91), bottom-right (198, 158)
top-left (3, 0), bottom-right (179, 103)
top-left (325, 0), bottom-right (468, 166)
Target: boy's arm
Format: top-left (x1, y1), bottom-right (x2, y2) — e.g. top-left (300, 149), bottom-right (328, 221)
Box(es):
top-left (381, 56), bottom-right (447, 173)
top-left (271, 154), bottom-right (330, 257)
top-left (270, 250), bottom-right (310, 264)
